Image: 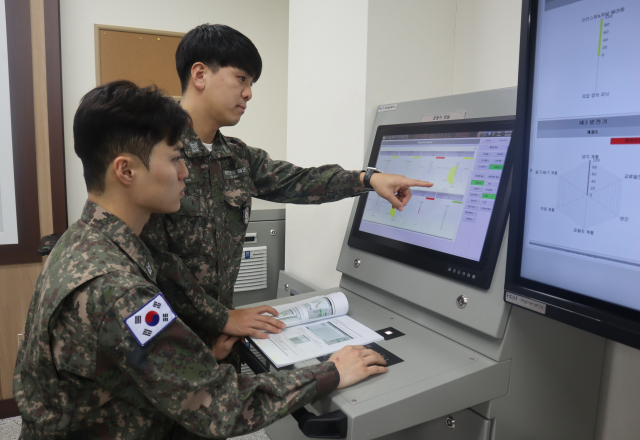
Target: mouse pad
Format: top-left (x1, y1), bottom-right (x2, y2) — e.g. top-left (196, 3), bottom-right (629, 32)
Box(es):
top-left (317, 342), bottom-right (404, 367)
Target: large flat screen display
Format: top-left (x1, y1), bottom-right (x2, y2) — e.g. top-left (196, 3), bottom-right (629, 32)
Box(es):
top-left (506, 0), bottom-right (640, 347)
top-left (349, 117), bottom-right (514, 289)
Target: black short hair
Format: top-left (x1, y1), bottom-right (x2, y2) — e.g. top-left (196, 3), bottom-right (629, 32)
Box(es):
top-left (73, 80), bottom-right (191, 194)
top-left (176, 24), bottom-right (262, 93)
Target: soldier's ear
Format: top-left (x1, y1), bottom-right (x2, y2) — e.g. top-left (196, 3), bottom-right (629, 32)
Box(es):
top-left (191, 62), bottom-right (207, 91)
top-left (112, 155), bottom-right (137, 187)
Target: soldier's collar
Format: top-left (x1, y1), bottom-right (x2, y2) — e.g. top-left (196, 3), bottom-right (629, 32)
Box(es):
top-left (80, 200), bottom-right (158, 283)
top-left (181, 127), bottom-right (231, 159)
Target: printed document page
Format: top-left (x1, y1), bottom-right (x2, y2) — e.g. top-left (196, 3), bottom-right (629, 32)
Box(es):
top-left (249, 292), bottom-right (383, 368)
top-left (273, 291), bottom-right (349, 326)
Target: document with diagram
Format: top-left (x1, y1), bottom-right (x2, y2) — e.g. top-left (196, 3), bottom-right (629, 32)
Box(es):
top-left (248, 291), bottom-right (383, 368)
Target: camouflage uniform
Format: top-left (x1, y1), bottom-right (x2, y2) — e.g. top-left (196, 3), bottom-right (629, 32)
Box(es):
top-left (14, 201), bottom-right (339, 439)
top-left (140, 128), bottom-right (366, 343)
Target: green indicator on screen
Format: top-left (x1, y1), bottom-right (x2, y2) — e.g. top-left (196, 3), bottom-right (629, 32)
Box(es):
top-left (391, 155), bottom-right (399, 158)
top-left (489, 164), bottom-right (504, 170)
top-left (463, 157), bottom-right (473, 159)
top-left (412, 156), bottom-right (421, 158)
top-left (470, 180), bottom-right (485, 186)
top-left (452, 201), bottom-right (462, 204)
top-left (447, 165), bottom-right (457, 185)
top-left (482, 193), bottom-right (496, 200)
top-left (598, 19), bottom-right (603, 56)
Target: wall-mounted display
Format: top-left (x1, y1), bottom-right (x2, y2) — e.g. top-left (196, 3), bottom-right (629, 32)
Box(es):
top-left (0, 0), bottom-right (18, 245)
top-left (0, 0), bottom-right (42, 264)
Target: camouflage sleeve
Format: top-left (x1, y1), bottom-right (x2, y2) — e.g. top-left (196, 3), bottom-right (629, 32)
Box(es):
top-left (99, 285), bottom-right (340, 438)
top-left (243, 143), bottom-right (368, 204)
top-left (140, 215), bottom-right (229, 338)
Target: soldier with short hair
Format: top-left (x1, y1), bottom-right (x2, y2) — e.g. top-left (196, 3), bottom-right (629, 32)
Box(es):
top-left (13, 80), bottom-right (387, 439)
top-left (140, 24), bottom-right (432, 358)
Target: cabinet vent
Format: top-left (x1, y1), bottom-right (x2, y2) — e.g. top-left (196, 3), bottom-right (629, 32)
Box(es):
top-left (235, 246), bottom-right (268, 292)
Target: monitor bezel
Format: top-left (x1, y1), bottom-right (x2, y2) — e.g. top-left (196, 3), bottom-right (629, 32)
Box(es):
top-left (505, 0), bottom-right (640, 349)
top-left (348, 116), bottom-right (515, 290)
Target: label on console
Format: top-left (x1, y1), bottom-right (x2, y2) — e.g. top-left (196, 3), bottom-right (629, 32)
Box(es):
top-left (505, 291), bottom-right (547, 315)
top-left (378, 104), bottom-right (397, 112)
top-left (420, 111), bottom-right (466, 122)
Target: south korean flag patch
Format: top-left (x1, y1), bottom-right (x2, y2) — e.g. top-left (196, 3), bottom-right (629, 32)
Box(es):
top-left (125, 293), bottom-right (177, 346)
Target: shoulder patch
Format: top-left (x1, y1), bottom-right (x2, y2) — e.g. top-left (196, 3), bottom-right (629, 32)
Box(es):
top-left (124, 293), bottom-right (177, 346)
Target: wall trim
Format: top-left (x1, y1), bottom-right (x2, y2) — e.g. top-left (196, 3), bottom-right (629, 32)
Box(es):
top-left (44, 0), bottom-right (67, 233)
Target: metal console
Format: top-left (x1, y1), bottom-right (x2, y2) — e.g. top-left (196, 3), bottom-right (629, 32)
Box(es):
top-left (243, 89), bottom-right (605, 440)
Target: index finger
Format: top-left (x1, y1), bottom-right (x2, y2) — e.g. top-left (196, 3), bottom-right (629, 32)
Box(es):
top-left (401, 178), bottom-right (433, 188)
top-left (252, 305), bottom-right (280, 317)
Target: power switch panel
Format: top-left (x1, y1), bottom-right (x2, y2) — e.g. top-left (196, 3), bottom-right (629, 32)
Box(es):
top-left (375, 327), bottom-right (405, 341)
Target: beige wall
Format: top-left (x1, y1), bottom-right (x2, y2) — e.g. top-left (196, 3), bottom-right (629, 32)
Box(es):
top-left (285, 0), bottom-right (369, 288)
top-left (364, 0), bottom-right (458, 151)
top-left (60, 0), bottom-right (290, 223)
top-left (451, 0), bottom-right (521, 95)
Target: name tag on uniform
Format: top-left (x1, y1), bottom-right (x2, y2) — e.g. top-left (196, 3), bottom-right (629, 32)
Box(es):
top-left (223, 166), bottom-right (249, 179)
top-left (125, 293), bottom-right (177, 346)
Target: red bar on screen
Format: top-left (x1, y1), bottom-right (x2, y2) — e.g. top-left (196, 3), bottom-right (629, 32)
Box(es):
top-left (611, 138), bottom-right (640, 144)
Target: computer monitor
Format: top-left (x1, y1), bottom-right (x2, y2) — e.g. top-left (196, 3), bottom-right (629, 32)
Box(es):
top-left (506, 0), bottom-right (640, 348)
top-left (349, 117), bottom-right (515, 289)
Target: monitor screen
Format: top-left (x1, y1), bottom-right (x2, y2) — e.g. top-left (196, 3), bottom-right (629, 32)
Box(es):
top-left (506, 0), bottom-right (640, 346)
top-left (349, 117), bottom-right (514, 289)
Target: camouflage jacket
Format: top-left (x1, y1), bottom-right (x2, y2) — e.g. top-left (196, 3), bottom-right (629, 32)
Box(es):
top-left (14, 201), bottom-right (339, 440)
top-left (140, 128), bottom-right (366, 341)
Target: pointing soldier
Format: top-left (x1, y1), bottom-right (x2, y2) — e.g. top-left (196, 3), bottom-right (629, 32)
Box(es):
top-left (139, 24), bottom-right (432, 360)
top-left (14, 81), bottom-right (387, 439)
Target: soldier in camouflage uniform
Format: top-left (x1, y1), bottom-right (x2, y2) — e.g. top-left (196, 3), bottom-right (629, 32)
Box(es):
top-left (140, 24), bottom-right (432, 352)
top-left (14, 81), bottom-right (387, 439)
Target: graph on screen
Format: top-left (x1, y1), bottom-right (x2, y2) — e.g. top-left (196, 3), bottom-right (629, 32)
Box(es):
top-left (593, 15), bottom-right (614, 92)
top-left (365, 191), bottom-right (463, 240)
top-left (536, 3), bottom-right (639, 119)
top-left (364, 149), bottom-right (474, 241)
top-left (377, 154), bottom-right (473, 196)
top-left (557, 160), bottom-right (622, 228)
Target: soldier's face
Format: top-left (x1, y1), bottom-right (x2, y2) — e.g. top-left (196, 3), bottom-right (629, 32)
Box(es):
top-left (134, 141), bottom-right (188, 214)
top-left (203, 66), bottom-right (253, 128)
